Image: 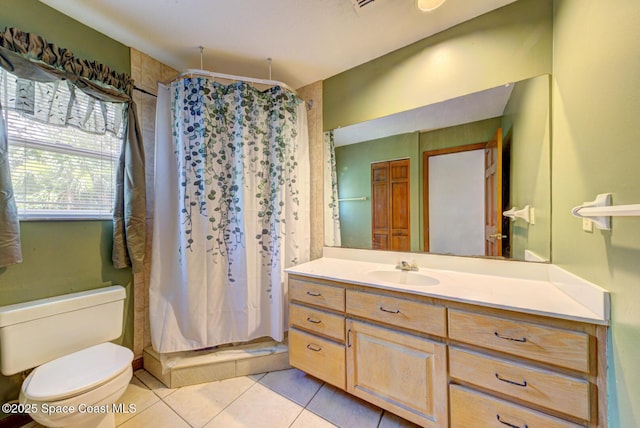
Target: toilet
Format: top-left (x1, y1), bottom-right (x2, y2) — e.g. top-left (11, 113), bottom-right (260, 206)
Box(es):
top-left (0, 286), bottom-right (133, 428)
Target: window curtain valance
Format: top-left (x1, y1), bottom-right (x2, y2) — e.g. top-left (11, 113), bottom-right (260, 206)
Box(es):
top-left (0, 68), bottom-right (126, 137)
top-left (0, 27), bottom-right (132, 94)
top-left (0, 27), bottom-right (145, 272)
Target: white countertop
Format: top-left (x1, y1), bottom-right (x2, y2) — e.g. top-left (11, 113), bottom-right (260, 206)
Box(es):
top-left (285, 248), bottom-right (609, 325)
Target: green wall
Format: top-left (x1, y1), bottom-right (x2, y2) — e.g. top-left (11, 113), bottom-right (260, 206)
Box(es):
top-left (323, 0), bottom-right (552, 130)
top-left (502, 75), bottom-right (551, 260)
top-left (418, 118), bottom-right (501, 154)
top-left (336, 132), bottom-right (420, 250)
top-left (0, 0), bottom-right (130, 74)
top-left (552, 1), bottom-right (640, 426)
top-left (0, 0), bottom-right (132, 411)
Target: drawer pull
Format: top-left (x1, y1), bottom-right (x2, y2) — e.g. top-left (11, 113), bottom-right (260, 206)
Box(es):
top-left (306, 291), bottom-right (322, 297)
top-left (494, 331), bottom-right (527, 343)
top-left (306, 317), bottom-right (322, 324)
top-left (496, 414), bottom-right (528, 428)
top-left (347, 328), bottom-right (352, 348)
top-left (306, 343), bottom-right (322, 352)
top-left (495, 372), bottom-right (527, 387)
top-left (379, 306), bottom-right (400, 314)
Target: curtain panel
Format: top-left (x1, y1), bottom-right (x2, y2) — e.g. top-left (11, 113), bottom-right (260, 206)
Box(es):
top-left (0, 27), bottom-right (145, 271)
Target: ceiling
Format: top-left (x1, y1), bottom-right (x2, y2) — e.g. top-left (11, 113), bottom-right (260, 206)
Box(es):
top-left (334, 83), bottom-right (514, 146)
top-left (40, 0), bottom-right (517, 89)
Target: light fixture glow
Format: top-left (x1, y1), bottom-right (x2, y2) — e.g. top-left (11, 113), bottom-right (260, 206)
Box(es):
top-left (417, 0), bottom-right (446, 12)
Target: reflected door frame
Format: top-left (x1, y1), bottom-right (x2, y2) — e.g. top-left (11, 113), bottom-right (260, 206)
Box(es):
top-left (422, 142), bottom-right (487, 253)
top-left (484, 128), bottom-right (504, 257)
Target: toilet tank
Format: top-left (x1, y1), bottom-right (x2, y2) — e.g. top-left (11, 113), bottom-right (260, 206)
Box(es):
top-left (0, 286), bottom-right (126, 376)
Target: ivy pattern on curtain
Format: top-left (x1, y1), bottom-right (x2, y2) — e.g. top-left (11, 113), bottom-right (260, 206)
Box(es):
top-left (323, 130), bottom-right (341, 246)
top-left (149, 78), bottom-right (310, 352)
top-left (176, 78), bottom-right (302, 278)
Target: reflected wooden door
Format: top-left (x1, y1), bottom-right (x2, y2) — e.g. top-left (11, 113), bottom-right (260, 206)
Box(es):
top-left (371, 159), bottom-right (410, 251)
top-left (484, 128), bottom-right (503, 256)
top-left (372, 162), bottom-right (390, 250)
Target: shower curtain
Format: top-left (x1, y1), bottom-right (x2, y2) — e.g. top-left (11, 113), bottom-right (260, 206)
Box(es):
top-left (150, 78), bottom-right (310, 353)
top-left (323, 131), bottom-right (341, 246)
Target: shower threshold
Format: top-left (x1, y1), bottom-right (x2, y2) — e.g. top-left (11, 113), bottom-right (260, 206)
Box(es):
top-left (143, 337), bottom-right (290, 388)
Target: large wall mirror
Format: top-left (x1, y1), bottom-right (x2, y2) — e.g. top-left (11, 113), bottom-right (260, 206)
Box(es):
top-left (324, 74), bottom-right (550, 262)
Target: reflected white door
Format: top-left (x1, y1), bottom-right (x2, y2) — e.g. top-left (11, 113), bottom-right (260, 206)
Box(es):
top-left (428, 149), bottom-right (485, 256)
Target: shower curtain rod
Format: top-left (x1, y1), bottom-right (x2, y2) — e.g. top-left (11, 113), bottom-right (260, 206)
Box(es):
top-left (163, 68), bottom-right (297, 94)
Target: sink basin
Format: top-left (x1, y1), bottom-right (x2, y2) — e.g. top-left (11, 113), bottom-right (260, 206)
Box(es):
top-left (367, 269), bottom-right (440, 286)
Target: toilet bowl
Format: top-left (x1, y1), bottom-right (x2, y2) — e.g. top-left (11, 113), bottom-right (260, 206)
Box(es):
top-left (0, 286), bottom-right (133, 428)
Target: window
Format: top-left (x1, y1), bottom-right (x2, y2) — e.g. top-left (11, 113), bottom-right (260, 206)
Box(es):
top-left (1, 70), bottom-right (125, 220)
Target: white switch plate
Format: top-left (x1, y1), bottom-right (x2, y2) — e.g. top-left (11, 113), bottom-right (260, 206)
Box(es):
top-left (582, 218), bottom-right (594, 232)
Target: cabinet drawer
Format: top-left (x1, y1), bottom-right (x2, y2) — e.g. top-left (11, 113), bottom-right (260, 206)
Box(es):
top-left (450, 385), bottom-right (583, 428)
top-left (448, 309), bottom-right (589, 373)
top-left (449, 347), bottom-right (590, 420)
top-left (290, 303), bottom-right (345, 342)
top-left (289, 328), bottom-right (345, 389)
top-left (346, 290), bottom-right (446, 337)
top-left (289, 278), bottom-right (345, 312)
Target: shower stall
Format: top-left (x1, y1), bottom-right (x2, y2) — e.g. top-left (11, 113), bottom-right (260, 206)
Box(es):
top-left (146, 73), bottom-right (310, 385)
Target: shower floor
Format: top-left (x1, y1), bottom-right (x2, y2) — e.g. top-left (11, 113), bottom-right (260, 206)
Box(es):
top-left (143, 338), bottom-right (290, 388)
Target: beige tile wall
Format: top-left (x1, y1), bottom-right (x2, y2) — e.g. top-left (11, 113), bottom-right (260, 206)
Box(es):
top-left (129, 51), bottom-right (325, 358)
top-left (296, 81), bottom-right (324, 261)
top-left (130, 48), bottom-right (177, 359)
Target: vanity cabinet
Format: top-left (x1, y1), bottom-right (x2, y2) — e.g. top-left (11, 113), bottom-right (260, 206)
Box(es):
top-left (289, 275), bottom-right (449, 427)
top-left (287, 274), bottom-right (606, 428)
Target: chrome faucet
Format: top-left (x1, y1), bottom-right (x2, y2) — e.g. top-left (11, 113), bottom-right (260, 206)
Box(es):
top-left (396, 260), bottom-right (418, 271)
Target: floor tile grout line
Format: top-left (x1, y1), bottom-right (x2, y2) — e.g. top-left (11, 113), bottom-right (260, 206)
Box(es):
top-left (300, 381), bottom-right (343, 427)
top-left (172, 371), bottom-right (266, 428)
top-left (375, 410), bottom-right (385, 427)
top-left (133, 370), bottom-right (177, 399)
top-left (116, 399), bottom-right (175, 427)
top-left (286, 405), bottom-right (309, 428)
top-left (158, 393), bottom-right (200, 428)
top-left (168, 401), bottom-right (195, 428)
top-left (118, 374), bottom-right (163, 427)
top-left (302, 379), bottom-right (326, 410)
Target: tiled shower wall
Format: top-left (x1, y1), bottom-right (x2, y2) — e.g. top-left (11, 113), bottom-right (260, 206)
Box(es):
top-left (130, 48), bottom-right (176, 359)
top-left (296, 80), bottom-right (324, 261)
top-left (129, 49), bottom-right (325, 358)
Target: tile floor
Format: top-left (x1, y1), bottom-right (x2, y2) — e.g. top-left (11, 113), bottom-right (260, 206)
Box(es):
top-left (24, 368), bottom-right (420, 428)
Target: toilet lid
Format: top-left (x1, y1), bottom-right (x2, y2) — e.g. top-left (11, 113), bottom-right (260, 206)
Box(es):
top-left (23, 342), bottom-right (133, 401)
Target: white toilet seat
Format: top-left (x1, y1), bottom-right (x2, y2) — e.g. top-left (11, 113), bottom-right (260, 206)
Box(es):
top-left (22, 342), bottom-right (133, 401)
top-left (20, 342), bottom-right (133, 428)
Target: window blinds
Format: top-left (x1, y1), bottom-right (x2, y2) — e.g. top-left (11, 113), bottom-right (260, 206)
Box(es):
top-left (1, 70), bottom-right (124, 219)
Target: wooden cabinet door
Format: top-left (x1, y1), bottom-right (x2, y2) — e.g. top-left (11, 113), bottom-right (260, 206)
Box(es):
top-left (346, 319), bottom-right (447, 427)
top-left (371, 159), bottom-right (410, 251)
